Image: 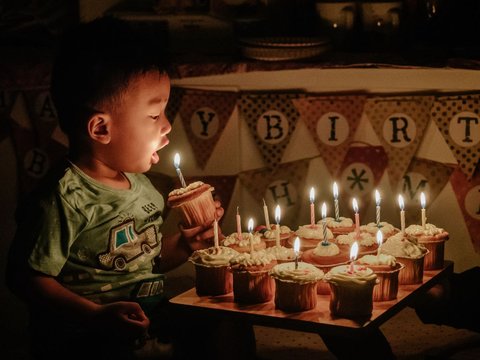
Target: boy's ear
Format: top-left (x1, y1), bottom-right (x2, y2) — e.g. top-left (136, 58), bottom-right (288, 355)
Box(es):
top-left (87, 114), bottom-right (111, 144)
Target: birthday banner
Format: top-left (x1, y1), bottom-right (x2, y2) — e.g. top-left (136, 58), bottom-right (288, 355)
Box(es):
top-left (400, 157), bottom-right (455, 225)
top-left (432, 94), bottom-right (480, 180)
top-left (450, 167), bottom-right (480, 253)
top-left (237, 92), bottom-right (301, 169)
top-left (166, 86), bottom-right (184, 125)
top-left (178, 89), bottom-right (238, 169)
top-left (238, 159), bottom-right (310, 227)
top-left (337, 144), bottom-right (388, 219)
top-left (293, 95), bottom-right (367, 177)
top-left (365, 96), bottom-right (433, 190)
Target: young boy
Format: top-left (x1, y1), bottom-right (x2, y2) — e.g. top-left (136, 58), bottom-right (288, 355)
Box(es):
top-left (6, 17), bottom-right (255, 359)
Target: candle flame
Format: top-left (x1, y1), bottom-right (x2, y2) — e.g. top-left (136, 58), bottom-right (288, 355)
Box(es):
top-left (275, 205), bottom-right (281, 224)
top-left (247, 218), bottom-right (254, 233)
top-left (333, 182), bottom-right (338, 199)
top-left (321, 202), bottom-right (327, 219)
top-left (350, 242), bottom-right (359, 261)
top-left (420, 192), bottom-right (426, 209)
top-left (309, 187), bottom-right (315, 203)
top-left (352, 198), bottom-right (359, 214)
top-left (293, 237), bottom-right (300, 254)
top-left (173, 153), bottom-right (181, 169)
top-left (376, 229), bottom-right (383, 247)
top-left (398, 194), bottom-right (404, 210)
top-left (375, 189), bottom-right (381, 206)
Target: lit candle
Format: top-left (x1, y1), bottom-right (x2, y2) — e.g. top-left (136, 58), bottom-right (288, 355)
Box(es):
top-left (349, 241), bottom-right (359, 273)
top-left (333, 182), bottom-right (340, 221)
top-left (248, 218), bottom-right (254, 254)
top-left (352, 198), bottom-right (360, 239)
top-left (310, 187), bottom-right (315, 226)
top-left (173, 153), bottom-right (187, 188)
top-left (420, 192), bottom-right (427, 230)
top-left (398, 195), bottom-right (405, 234)
top-left (275, 205), bottom-right (281, 247)
top-left (376, 229), bottom-right (383, 256)
top-left (236, 207), bottom-right (243, 241)
top-left (214, 217), bottom-right (219, 249)
top-left (375, 189), bottom-right (381, 227)
top-left (321, 202), bottom-right (328, 245)
top-left (263, 198), bottom-right (271, 229)
top-left (293, 237), bottom-right (300, 270)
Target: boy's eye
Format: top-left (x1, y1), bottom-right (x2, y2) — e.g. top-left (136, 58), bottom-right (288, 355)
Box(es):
top-left (150, 115), bottom-right (160, 120)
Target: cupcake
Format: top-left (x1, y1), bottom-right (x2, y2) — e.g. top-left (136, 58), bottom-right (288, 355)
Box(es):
top-left (360, 221), bottom-right (399, 239)
top-left (167, 181), bottom-right (216, 228)
top-left (324, 264), bottom-right (378, 319)
top-left (301, 241), bottom-right (350, 295)
top-left (356, 253), bottom-right (404, 301)
top-left (336, 231), bottom-right (379, 256)
top-left (221, 231), bottom-right (266, 253)
top-left (320, 216), bottom-right (355, 236)
top-left (189, 246), bottom-right (239, 296)
top-left (380, 232), bottom-right (429, 285)
top-left (229, 250), bottom-right (277, 304)
top-left (269, 262), bottom-right (324, 312)
top-left (405, 224), bottom-right (449, 270)
top-left (265, 244), bottom-right (299, 264)
top-left (257, 224), bottom-right (294, 248)
top-left (291, 224), bottom-right (335, 251)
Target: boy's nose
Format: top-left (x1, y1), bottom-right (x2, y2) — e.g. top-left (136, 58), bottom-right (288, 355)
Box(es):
top-left (161, 116), bottom-right (172, 135)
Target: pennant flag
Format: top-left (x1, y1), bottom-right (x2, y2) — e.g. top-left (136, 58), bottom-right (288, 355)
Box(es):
top-left (432, 94), bottom-right (480, 180)
top-left (0, 90), bottom-right (16, 141)
top-left (365, 96), bottom-right (433, 190)
top-left (238, 159), bottom-right (309, 227)
top-left (179, 89), bottom-right (237, 169)
top-left (238, 92), bottom-right (301, 168)
top-left (166, 86), bottom-right (184, 125)
top-left (337, 145), bottom-right (388, 219)
top-left (450, 167), bottom-right (480, 253)
top-left (399, 157), bottom-right (455, 224)
top-left (293, 95), bottom-right (367, 176)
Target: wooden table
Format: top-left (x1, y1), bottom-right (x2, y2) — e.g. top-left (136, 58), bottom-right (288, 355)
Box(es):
top-left (169, 261), bottom-right (453, 337)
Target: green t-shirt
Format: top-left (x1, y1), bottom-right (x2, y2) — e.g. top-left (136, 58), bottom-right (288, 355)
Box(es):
top-left (27, 164), bottom-right (165, 304)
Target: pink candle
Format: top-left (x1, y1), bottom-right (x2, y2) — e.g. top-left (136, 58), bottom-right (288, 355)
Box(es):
top-left (309, 187), bottom-right (315, 226)
top-left (352, 198), bottom-right (360, 239)
top-left (248, 218), bottom-right (254, 253)
top-left (214, 217), bottom-right (219, 249)
top-left (236, 206), bottom-right (243, 241)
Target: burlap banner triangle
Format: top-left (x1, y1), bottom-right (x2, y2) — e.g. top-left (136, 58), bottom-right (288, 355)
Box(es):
top-left (238, 159), bottom-right (310, 228)
top-left (23, 90), bottom-right (59, 148)
top-left (432, 94), bottom-right (480, 180)
top-left (238, 92), bottom-right (301, 169)
top-left (336, 144), bottom-right (388, 220)
top-left (179, 89), bottom-right (237, 169)
top-left (400, 157), bottom-right (455, 225)
top-left (450, 167), bottom-right (480, 253)
top-left (293, 95), bottom-right (367, 177)
top-left (166, 86), bottom-right (184, 125)
top-left (0, 90), bottom-right (16, 141)
top-left (365, 95), bottom-right (433, 190)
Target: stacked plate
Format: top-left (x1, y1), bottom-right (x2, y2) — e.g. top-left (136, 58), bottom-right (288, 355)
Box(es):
top-left (239, 37), bottom-right (330, 61)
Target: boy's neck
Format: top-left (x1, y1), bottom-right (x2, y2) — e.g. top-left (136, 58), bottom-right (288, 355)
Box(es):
top-left (72, 157), bottom-right (130, 190)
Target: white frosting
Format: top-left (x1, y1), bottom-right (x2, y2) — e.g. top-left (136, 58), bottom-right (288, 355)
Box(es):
top-left (405, 224), bottom-right (446, 236)
top-left (360, 222), bottom-right (397, 236)
top-left (222, 232), bottom-right (262, 247)
top-left (189, 246), bottom-right (239, 267)
top-left (357, 254), bottom-right (397, 267)
top-left (295, 224), bottom-right (334, 240)
top-left (313, 241), bottom-right (340, 256)
top-left (319, 216), bottom-right (354, 228)
top-left (336, 231), bottom-right (377, 246)
top-left (263, 225), bottom-right (292, 239)
top-left (325, 264), bottom-right (377, 285)
top-left (269, 262), bottom-right (324, 284)
top-left (265, 245), bottom-right (297, 261)
top-left (380, 232), bottom-right (427, 259)
top-left (229, 250), bottom-right (276, 267)
top-left (168, 181), bottom-right (205, 196)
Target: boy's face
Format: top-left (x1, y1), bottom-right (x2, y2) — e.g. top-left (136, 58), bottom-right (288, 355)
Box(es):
top-left (106, 71), bottom-right (172, 173)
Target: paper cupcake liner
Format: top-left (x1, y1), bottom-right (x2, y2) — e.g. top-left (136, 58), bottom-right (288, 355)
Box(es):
top-left (232, 270), bottom-right (275, 304)
top-left (328, 280), bottom-right (376, 318)
top-left (396, 251), bottom-right (428, 285)
top-left (372, 263), bottom-right (404, 301)
top-left (420, 240), bottom-right (445, 270)
top-left (173, 190), bottom-right (216, 227)
top-left (274, 280), bottom-right (318, 312)
top-left (194, 264), bottom-right (232, 296)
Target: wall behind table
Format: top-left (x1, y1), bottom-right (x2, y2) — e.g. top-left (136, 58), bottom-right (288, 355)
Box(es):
top-left (155, 68), bottom-right (480, 274)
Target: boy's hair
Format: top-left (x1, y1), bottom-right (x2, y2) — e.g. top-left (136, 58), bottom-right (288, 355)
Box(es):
top-left (51, 16), bottom-right (169, 153)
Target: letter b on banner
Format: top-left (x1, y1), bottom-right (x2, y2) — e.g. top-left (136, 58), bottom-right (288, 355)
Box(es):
top-left (256, 110), bottom-right (288, 144)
